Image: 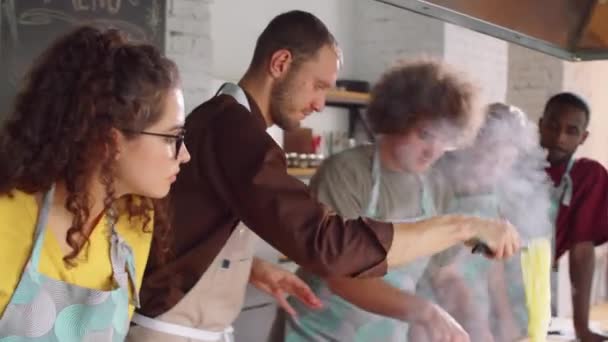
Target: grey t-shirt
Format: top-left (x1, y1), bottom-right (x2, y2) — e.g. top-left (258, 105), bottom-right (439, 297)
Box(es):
top-left (310, 144), bottom-right (453, 220)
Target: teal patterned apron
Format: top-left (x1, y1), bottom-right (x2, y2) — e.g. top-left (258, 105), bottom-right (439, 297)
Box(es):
top-left (282, 145), bottom-right (437, 342)
top-left (0, 186), bottom-right (139, 342)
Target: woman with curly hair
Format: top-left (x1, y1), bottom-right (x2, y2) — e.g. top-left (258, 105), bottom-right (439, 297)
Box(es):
top-left (0, 26), bottom-right (190, 341)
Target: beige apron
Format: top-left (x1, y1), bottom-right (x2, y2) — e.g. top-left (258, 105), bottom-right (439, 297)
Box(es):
top-left (127, 83), bottom-right (258, 342)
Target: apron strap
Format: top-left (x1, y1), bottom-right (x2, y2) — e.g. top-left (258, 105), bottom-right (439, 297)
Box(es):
top-left (30, 185), bottom-right (56, 271)
top-left (365, 145), bottom-right (382, 218)
top-left (28, 186), bottom-right (140, 307)
top-left (560, 158), bottom-right (576, 206)
top-left (216, 82), bottom-right (251, 111)
top-left (210, 82), bottom-right (256, 217)
top-left (550, 158), bottom-right (576, 269)
top-left (109, 215), bottom-right (141, 307)
top-left (365, 144), bottom-right (437, 220)
top-left (419, 174), bottom-right (436, 217)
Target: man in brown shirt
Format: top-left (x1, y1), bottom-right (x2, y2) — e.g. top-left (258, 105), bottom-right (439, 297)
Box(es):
top-left (128, 10), bottom-right (520, 342)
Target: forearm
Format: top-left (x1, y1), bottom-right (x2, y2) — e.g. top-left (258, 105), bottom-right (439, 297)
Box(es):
top-left (327, 276), bottom-right (423, 322)
top-left (569, 242), bottom-right (595, 335)
top-left (430, 266), bottom-right (476, 321)
top-left (488, 263), bottom-right (515, 319)
top-left (217, 125), bottom-right (394, 279)
top-left (387, 215), bottom-right (474, 268)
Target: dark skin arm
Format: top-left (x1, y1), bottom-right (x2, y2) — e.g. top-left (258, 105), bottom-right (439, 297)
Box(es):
top-left (570, 241), bottom-right (607, 342)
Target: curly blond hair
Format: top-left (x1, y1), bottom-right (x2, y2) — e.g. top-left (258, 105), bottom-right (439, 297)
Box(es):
top-left (366, 59), bottom-right (482, 147)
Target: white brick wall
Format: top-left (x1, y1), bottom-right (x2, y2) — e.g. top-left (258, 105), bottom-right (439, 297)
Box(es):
top-left (166, 0), bottom-right (213, 113)
top-left (443, 23), bottom-right (508, 107)
top-left (351, 3), bottom-right (509, 108)
top-left (352, 0), bottom-right (444, 84)
top-left (506, 44), bottom-right (563, 122)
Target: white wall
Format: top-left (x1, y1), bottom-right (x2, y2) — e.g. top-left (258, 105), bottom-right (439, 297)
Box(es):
top-left (165, 0), bottom-right (213, 113)
top-left (506, 44), bottom-right (563, 122)
top-left (444, 23), bottom-right (508, 107)
top-left (562, 60), bottom-right (608, 166)
top-left (352, 0), bottom-right (444, 84)
top-left (209, 0), bottom-right (356, 82)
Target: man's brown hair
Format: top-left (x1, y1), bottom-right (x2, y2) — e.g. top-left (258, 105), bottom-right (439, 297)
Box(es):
top-left (249, 10), bottom-right (340, 70)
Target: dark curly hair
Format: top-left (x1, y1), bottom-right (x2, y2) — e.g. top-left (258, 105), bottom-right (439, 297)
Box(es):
top-left (366, 59), bottom-right (482, 147)
top-left (0, 26), bottom-right (179, 265)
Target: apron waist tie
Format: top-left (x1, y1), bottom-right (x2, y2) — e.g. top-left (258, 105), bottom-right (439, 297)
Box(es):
top-left (132, 313), bottom-right (234, 342)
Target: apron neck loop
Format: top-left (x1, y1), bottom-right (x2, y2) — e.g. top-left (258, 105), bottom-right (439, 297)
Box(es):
top-left (216, 82), bottom-right (250, 111)
top-left (30, 185), bottom-right (56, 271)
top-left (366, 144), bottom-right (436, 220)
top-left (366, 143), bottom-right (383, 218)
top-left (559, 158), bottom-right (576, 206)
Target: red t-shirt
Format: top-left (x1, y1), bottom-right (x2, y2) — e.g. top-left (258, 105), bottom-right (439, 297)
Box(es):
top-left (546, 158), bottom-right (608, 260)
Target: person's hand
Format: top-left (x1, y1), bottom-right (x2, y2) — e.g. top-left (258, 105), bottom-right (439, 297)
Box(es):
top-left (409, 299), bottom-right (470, 342)
top-left (464, 216), bottom-right (521, 259)
top-left (249, 257), bottom-right (323, 317)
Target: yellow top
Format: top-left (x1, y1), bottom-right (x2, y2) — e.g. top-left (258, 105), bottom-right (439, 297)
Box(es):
top-left (0, 190), bottom-right (154, 317)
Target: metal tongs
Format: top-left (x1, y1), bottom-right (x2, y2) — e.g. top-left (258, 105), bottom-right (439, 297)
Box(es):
top-left (470, 210), bottom-right (528, 257)
top-left (471, 239), bottom-right (530, 256)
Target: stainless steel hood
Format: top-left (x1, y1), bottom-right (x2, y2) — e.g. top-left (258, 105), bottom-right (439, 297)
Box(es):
top-left (374, 0), bottom-right (608, 61)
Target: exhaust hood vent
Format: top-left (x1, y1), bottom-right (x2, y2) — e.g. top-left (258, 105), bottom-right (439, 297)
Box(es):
top-left (375, 0), bottom-right (608, 61)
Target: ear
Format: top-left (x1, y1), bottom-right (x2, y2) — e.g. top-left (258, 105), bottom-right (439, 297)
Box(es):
top-left (580, 130), bottom-right (589, 145)
top-left (268, 49), bottom-right (293, 79)
top-left (111, 128), bottom-right (125, 160)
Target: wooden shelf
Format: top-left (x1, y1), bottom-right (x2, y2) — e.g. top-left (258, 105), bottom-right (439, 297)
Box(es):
top-left (287, 167), bottom-right (317, 178)
top-left (326, 89), bottom-right (373, 140)
top-left (326, 89), bottom-right (370, 107)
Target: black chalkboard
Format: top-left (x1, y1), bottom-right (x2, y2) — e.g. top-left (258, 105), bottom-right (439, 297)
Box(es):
top-left (0, 0), bottom-right (167, 121)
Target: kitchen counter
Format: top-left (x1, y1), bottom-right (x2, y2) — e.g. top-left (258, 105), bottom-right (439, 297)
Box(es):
top-left (517, 303), bottom-right (608, 341)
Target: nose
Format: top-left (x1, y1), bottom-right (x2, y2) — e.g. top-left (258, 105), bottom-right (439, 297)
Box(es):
top-left (425, 140), bottom-right (445, 160)
top-left (311, 94), bottom-right (326, 113)
top-left (556, 129), bottom-right (569, 146)
top-left (178, 143), bottom-right (191, 164)
top-left (421, 145), bottom-right (436, 161)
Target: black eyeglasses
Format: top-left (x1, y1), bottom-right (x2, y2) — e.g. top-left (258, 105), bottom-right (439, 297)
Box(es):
top-left (122, 129), bottom-right (185, 160)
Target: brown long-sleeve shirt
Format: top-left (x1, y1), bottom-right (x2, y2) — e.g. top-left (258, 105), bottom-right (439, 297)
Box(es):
top-left (138, 92), bottom-right (394, 317)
